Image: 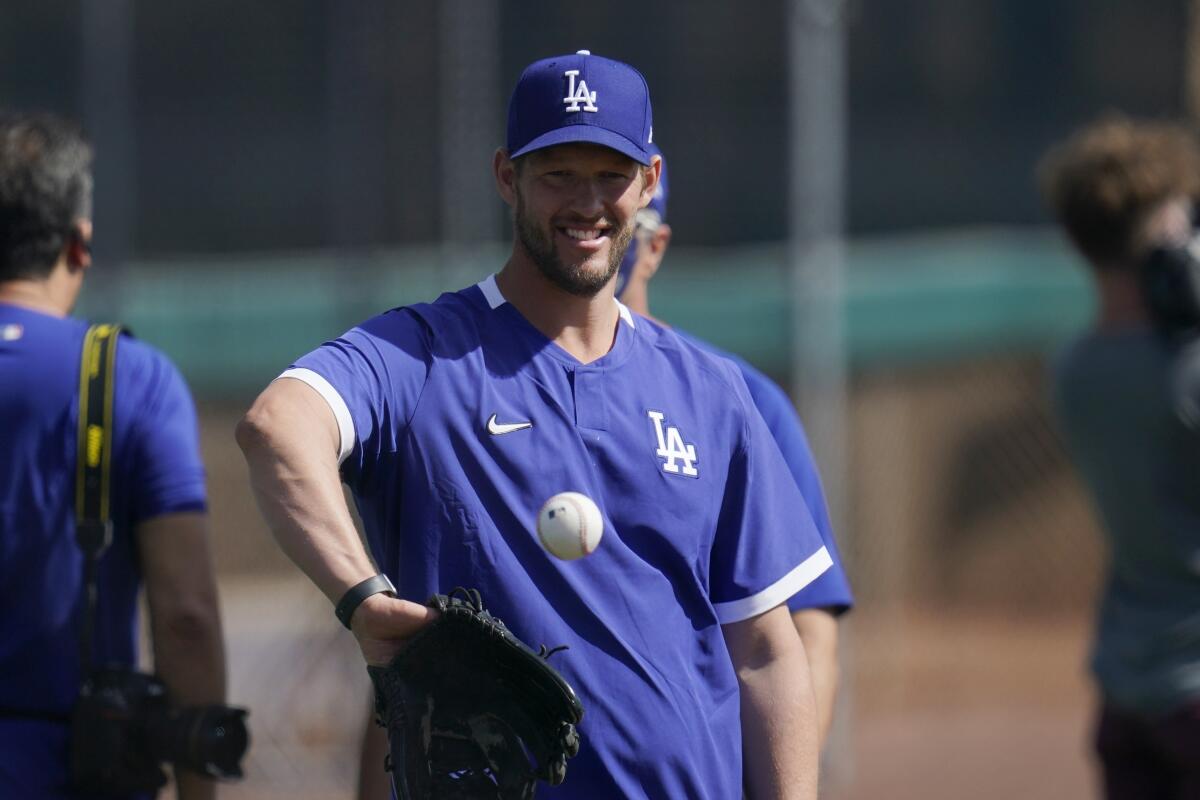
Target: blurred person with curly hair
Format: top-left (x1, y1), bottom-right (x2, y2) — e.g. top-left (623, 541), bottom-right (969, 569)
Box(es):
top-left (1041, 116), bottom-right (1200, 800)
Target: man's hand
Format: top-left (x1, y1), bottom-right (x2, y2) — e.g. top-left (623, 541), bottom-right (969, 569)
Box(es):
top-left (350, 593), bottom-right (440, 666)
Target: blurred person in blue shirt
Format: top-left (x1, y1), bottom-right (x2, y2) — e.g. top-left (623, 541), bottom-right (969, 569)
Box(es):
top-left (613, 144), bottom-right (854, 746)
top-left (1041, 116), bottom-right (1200, 800)
top-left (0, 111), bottom-right (228, 799)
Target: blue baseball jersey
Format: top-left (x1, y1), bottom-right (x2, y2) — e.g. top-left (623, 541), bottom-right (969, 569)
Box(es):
top-left (286, 276), bottom-right (832, 799)
top-left (0, 303), bottom-right (207, 799)
top-left (675, 331), bottom-right (853, 615)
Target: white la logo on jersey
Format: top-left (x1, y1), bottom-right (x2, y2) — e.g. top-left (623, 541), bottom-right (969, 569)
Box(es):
top-left (563, 70), bottom-right (598, 113)
top-left (647, 410), bottom-right (699, 477)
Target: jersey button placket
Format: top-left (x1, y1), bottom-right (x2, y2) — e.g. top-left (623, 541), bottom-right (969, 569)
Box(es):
top-left (572, 368), bottom-right (608, 432)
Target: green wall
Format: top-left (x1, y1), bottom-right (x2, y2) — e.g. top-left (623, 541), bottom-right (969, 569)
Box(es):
top-left (76, 228), bottom-right (1093, 397)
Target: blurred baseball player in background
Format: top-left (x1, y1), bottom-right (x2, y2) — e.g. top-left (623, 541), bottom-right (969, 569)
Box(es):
top-left (240, 51), bottom-right (831, 798)
top-left (0, 112), bottom-right (229, 799)
top-left (615, 144), bottom-right (854, 745)
top-left (1041, 117), bottom-right (1200, 799)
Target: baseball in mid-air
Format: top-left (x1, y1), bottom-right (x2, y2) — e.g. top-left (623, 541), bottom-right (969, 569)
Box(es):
top-left (537, 491), bottom-right (604, 560)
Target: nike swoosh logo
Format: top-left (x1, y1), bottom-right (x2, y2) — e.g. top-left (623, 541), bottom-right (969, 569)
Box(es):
top-left (486, 414), bottom-right (533, 435)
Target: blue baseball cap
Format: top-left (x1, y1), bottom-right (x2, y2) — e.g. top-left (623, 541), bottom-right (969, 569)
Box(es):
top-left (616, 144), bottom-right (669, 296)
top-left (507, 50), bottom-right (654, 165)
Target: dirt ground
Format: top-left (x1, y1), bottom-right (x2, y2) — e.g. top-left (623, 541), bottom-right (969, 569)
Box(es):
top-left (202, 575), bottom-right (1095, 800)
top-left (827, 611), bottom-right (1095, 800)
top-left (202, 576), bottom-right (366, 800)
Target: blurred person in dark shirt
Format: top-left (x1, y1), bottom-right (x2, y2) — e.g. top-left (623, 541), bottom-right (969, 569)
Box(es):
top-left (1041, 116), bottom-right (1200, 800)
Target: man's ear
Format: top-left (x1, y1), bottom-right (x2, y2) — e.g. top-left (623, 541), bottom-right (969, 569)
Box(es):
top-left (649, 223), bottom-right (671, 257)
top-left (66, 219), bottom-right (93, 273)
top-left (643, 223), bottom-right (672, 279)
top-left (639, 156), bottom-right (662, 209)
top-left (494, 148), bottom-right (517, 207)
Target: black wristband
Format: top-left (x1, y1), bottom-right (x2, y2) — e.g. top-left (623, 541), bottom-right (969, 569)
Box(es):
top-left (335, 574), bottom-right (396, 630)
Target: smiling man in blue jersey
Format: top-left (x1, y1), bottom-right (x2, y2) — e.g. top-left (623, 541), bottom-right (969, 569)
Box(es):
top-left (614, 145), bottom-right (854, 746)
top-left (239, 51), bottom-right (830, 799)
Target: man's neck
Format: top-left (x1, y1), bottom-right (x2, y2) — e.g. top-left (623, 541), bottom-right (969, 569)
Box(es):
top-left (495, 256), bottom-right (621, 365)
top-left (616, 282), bottom-right (666, 327)
top-left (619, 283), bottom-right (649, 317)
top-left (0, 271), bottom-right (76, 317)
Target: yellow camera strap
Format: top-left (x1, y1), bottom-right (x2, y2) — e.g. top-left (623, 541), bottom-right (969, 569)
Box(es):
top-left (0, 323), bottom-right (124, 719)
top-left (75, 322), bottom-right (122, 675)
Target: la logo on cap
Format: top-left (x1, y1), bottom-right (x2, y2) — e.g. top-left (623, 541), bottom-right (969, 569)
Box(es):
top-left (563, 50), bottom-right (598, 113)
top-left (506, 50), bottom-right (652, 164)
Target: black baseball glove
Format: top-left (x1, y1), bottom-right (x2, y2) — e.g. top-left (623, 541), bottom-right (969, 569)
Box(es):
top-left (367, 587), bottom-right (584, 800)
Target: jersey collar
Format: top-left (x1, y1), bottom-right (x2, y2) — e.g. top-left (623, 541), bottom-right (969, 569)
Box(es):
top-left (476, 274), bottom-right (636, 330)
top-left (475, 274), bottom-right (637, 369)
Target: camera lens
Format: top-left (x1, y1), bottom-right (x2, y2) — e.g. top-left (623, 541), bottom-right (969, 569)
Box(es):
top-left (1142, 245), bottom-right (1200, 336)
top-left (145, 705), bottom-right (249, 778)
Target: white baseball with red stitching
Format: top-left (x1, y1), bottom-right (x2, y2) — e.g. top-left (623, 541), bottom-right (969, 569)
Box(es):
top-left (537, 492), bottom-right (604, 560)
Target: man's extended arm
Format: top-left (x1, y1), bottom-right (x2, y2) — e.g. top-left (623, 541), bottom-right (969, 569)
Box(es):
top-left (137, 511), bottom-right (226, 800)
top-left (724, 604), bottom-right (819, 800)
top-left (792, 608), bottom-right (839, 746)
top-left (235, 378), bottom-right (434, 664)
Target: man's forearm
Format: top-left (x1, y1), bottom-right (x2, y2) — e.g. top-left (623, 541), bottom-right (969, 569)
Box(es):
top-left (725, 605), bottom-right (819, 800)
top-left (237, 380), bottom-right (438, 666)
top-left (140, 515), bottom-right (227, 707)
top-left (236, 382), bottom-right (378, 603)
top-left (792, 608), bottom-right (839, 747)
top-left (139, 513), bottom-right (227, 800)
top-left (150, 607), bottom-right (226, 705)
top-left (156, 616), bottom-right (225, 800)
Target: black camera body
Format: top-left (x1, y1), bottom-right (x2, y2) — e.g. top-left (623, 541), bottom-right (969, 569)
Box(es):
top-left (70, 666), bottom-right (249, 796)
top-left (1142, 237), bottom-right (1200, 340)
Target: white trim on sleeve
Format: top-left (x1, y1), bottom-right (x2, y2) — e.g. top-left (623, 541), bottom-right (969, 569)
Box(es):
top-left (276, 368), bottom-right (356, 465)
top-left (713, 546), bottom-right (833, 625)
